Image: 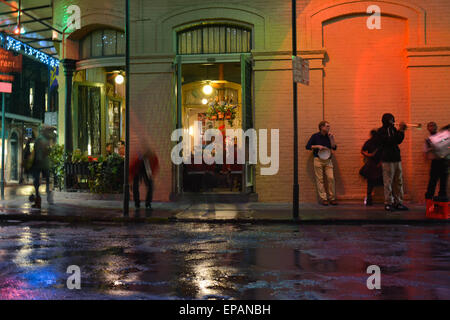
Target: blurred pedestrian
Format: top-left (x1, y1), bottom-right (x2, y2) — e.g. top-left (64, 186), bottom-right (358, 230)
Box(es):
top-left (424, 122), bottom-right (448, 201)
top-left (30, 126), bottom-right (56, 209)
top-left (360, 130), bottom-right (383, 205)
top-left (376, 113), bottom-right (408, 211)
top-left (130, 148), bottom-right (159, 209)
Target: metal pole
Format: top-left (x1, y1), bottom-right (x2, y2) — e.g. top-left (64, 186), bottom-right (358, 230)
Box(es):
top-left (292, 0), bottom-right (299, 219)
top-left (123, 0), bottom-right (130, 216)
top-left (1, 93), bottom-right (5, 200)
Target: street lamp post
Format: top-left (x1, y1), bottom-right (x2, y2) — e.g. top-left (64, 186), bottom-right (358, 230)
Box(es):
top-left (292, 0), bottom-right (299, 220)
top-left (123, 0), bottom-right (130, 217)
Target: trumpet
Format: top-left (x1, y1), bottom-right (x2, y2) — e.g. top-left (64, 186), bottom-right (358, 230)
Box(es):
top-left (396, 122), bottom-right (422, 129)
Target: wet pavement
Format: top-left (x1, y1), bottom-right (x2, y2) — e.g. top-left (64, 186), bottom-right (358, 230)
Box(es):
top-left (0, 221), bottom-right (448, 299)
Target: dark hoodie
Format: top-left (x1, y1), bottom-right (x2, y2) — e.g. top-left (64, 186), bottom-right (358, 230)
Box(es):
top-left (376, 113), bottom-right (404, 162)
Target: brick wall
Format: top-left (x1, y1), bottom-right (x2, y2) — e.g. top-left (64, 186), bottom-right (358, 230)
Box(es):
top-left (55, 0), bottom-right (450, 203)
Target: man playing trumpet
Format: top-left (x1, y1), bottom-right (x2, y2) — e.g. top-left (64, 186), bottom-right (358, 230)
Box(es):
top-left (376, 113), bottom-right (409, 212)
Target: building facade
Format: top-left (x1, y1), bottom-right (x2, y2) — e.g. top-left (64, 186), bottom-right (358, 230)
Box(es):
top-left (54, 0), bottom-right (450, 203)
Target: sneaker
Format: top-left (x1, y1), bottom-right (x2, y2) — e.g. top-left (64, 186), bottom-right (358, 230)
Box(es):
top-left (385, 204), bottom-right (395, 212)
top-left (329, 200), bottom-right (338, 206)
top-left (321, 200), bottom-right (329, 206)
top-left (394, 203), bottom-right (409, 211)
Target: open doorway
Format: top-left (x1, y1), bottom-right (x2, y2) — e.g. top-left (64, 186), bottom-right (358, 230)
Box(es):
top-left (180, 62), bottom-right (245, 193)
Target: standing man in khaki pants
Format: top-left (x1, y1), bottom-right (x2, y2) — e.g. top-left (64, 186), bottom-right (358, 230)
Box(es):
top-left (306, 121), bottom-right (338, 206)
top-left (376, 113), bottom-right (409, 212)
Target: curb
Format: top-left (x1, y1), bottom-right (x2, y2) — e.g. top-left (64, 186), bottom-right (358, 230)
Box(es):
top-left (0, 214), bottom-right (447, 225)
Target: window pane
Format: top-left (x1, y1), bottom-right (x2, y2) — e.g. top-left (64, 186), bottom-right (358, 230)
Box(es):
top-left (91, 30), bottom-right (103, 57)
top-left (117, 32), bottom-right (125, 55)
top-left (103, 30), bottom-right (117, 56)
top-left (177, 25), bottom-right (251, 55)
top-left (81, 34), bottom-right (91, 59)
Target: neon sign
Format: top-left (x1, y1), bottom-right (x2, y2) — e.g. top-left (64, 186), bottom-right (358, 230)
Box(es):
top-left (0, 33), bottom-right (59, 68)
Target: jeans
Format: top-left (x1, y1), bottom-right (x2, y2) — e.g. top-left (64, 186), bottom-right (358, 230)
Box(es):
top-left (425, 159), bottom-right (448, 200)
top-left (32, 168), bottom-right (49, 199)
top-left (133, 165), bottom-right (153, 207)
top-left (382, 161), bottom-right (404, 205)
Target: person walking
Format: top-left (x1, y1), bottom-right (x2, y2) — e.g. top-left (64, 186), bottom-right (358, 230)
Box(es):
top-left (30, 126), bottom-right (56, 209)
top-left (130, 148), bottom-right (159, 209)
top-left (376, 113), bottom-right (408, 211)
top-left (360, 130), bottom-right (383, 205)
top-left (306, 121), bottom-right (338, 206)
top-left (424, 122), bottom-right (448, 201)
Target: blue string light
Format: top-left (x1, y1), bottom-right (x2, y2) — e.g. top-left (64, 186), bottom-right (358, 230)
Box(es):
top-left (1, 34), bottom-right (60, 68)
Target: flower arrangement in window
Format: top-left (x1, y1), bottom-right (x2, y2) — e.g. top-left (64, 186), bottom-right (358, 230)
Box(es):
top-left (206, 99), bottom-right (237, 126)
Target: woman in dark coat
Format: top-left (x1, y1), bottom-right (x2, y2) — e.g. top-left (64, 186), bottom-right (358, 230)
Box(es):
top-left (360, 130), bottom-right (383, 205)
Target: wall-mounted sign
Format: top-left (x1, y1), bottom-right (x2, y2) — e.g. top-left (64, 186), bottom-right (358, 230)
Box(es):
top-left (293, 56), bottom-right (310, 85)
top-left (0, 74), bottom-right (14, 82)
top-left (25, 128), bottom-right (33, 138)
top-left (0, 47), bottom-right (22, 73)
top-left (0, 81), bottom-right (12, 93)
top-left (44, 112), bottom-right (58, 126)
top-left (0, 33), bottom-right (59, 68)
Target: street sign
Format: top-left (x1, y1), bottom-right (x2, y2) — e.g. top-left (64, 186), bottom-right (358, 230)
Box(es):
top-left (0, 82), bottom-right (11, 93)
top-left (293, 56), bottom-right (310, 85)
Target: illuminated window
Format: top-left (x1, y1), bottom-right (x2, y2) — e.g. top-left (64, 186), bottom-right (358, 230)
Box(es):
top-left (177, 24), bottom-right (252, 55)
top-left (80, 29), bottom-right (125, 59)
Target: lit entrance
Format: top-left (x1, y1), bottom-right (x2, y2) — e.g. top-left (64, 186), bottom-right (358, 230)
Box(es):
top-left (181, 63), bottom-right (243, 192)
top-left (176, 58), bottom-right (253, 195)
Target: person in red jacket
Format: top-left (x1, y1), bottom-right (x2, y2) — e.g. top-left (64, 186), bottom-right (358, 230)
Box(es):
top-left (130, 148), bottom-right (159, 209)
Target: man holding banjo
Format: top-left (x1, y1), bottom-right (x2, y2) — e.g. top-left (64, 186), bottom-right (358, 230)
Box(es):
top-left (306, 121), bottom-right (338, 206)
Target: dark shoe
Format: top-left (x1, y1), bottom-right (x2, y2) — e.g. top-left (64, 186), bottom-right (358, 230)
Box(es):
top-left (395, 203), bottom-right (409, 211)
top-left (321, 200), bottom-right (329, 206)
top-left (329, 200), bottom-right (338, 206)
top-left (365, 197), bottom-right (373, 206)
top-left (145, 203), bottom-right (152, 209)
top-left (385, 204), bottom-right (395, 212)
top-left (135, 202), bottom-right (140, 209)
top-left (31, 196), bottom-right (41, 209)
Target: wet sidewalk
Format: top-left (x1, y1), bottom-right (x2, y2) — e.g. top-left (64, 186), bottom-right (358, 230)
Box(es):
top-left (0, 185), bottom-right (447, 224)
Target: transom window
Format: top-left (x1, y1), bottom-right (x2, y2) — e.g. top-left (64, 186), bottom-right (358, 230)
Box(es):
top-left (177, 24), bottom-right (252, 55)
top-left (80, 29), bottom-right (125, 59)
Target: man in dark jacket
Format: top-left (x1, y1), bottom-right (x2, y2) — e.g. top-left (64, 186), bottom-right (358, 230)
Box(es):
top-left (376, 113), bottom-right (408, 211)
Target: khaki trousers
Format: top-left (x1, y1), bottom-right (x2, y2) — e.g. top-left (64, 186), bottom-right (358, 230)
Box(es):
top-left (313, 157), bottom-right (336, 201)
top-left (382, 161), bottom-right (404, 205)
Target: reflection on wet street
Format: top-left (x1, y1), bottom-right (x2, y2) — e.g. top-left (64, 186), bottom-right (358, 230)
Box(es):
top-left (0, 222), bottom-right (448, 299)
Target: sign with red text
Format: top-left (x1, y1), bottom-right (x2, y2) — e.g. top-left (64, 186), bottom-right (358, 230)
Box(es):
top-left (0, 47), bottom-right (22, 73)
